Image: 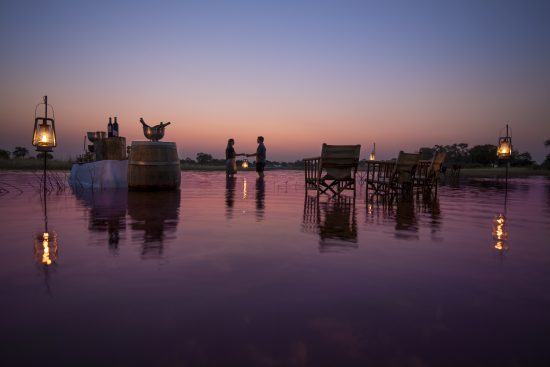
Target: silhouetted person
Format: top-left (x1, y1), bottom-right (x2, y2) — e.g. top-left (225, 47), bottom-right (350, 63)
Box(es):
top-left (247, 136), bottom-right (266, 178)
top-left (225, 138), bottom-right (245, 177)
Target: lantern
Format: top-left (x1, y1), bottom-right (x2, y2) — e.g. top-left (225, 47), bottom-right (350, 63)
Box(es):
top-left (242, 159), bottom-right (249, 169)
top-left (497, 124), bottom-right (512, 160)
top-left (32, 96), bottom-right (56, 151)
top-left (369, 142), bottom-right (376, 161)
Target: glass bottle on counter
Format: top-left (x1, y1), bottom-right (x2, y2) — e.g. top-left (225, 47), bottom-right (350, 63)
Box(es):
top-left (113, 116), bottom-right (119, 137)
top-left (108, 117), bottom-right (113, 138)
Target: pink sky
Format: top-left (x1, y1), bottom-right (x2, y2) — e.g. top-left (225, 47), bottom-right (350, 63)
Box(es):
top-left (1, 1), bottom-right (549, 161)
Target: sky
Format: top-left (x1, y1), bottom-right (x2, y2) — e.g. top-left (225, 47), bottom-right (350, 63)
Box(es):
top-left (1, 0), bottom-right (549, 162)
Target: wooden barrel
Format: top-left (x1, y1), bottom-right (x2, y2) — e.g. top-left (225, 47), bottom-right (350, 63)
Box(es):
top-left (128, 141), bottom-right (180, 190)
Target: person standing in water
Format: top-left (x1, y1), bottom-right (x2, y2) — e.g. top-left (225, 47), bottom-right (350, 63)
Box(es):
top-left (247, 136), bottom-right (267, 178)
top-left (225, 139), bottom-right (245, 177)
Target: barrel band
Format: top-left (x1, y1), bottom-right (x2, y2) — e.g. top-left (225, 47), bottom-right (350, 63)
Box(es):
top-left (129, 161), bottom-right (180, 166)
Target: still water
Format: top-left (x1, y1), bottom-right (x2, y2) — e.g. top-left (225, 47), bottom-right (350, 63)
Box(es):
top-left (1, 171), bottom-right (549, 366)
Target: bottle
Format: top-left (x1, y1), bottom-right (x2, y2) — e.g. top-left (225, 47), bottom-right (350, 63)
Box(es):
top-left (113, 116), bottom-right (119, 137)
top-left (108, 117), bottom-right (113, 138)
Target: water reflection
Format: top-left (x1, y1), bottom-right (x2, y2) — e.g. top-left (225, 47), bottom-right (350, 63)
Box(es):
top-left (128, 191), bottom-right (180, 259)
top-left (34, 231), bottom-right (58, 267)
top-left (33, 190), bottom-right (59, 294)
top-left (419, 197), bottom-right (442, 240)
top-left (303, 196), bottom-right (358, 252)
top-left (492, 214), bottom-right (509, 252)
top-left (225, 176), bottom-right (237, 219)
top-left (242, 177), bottom-right (248, 200)
top-left (394, 201), bottom-right (418, 240)
top-left (255, 178), bottom-right (265, 221)
top-left (74, 189), bottom-right (127, 254)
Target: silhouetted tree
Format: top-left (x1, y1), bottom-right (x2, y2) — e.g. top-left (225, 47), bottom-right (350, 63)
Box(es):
top-left (12, 146), bottom-right (29, 158)
top-left (419, 147), bottom-right (435, 160)
top-left (543, 139), bottom-right (550, 169)
top-left (36, 152), bottom-right (54, 160)
top-left (507, 151), bottom-right (533, 167)
top-left (196, 152), bottom-right (213, 164)
top-left (434, 143), bottom-right (469, 165)
top-left (181, 157), bottom-right (196, 164)
top-left (469, 144), bottom-right (497, 166)
top-left (0, 149), bottom-right (10, 159)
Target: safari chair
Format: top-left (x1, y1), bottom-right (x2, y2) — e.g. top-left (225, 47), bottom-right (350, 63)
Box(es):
top-left (392, 152), bottom-right (421, 197)
top-left (365, 152), bottom-right (420, 200)
top-left (414, 151), bottom-right (446, 196)
top-left (304, 144), bottom-right (361, 197)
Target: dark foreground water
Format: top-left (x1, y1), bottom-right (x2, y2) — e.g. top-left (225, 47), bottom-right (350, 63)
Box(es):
top-left (1, 171), bottom-right (549, 367)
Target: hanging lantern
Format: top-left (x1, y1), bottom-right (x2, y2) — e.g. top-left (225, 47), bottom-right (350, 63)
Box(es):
top-left (492, 214), bottom-right (509, 251)
top-left (369, 142), bottom-right (376, 161)
top-left (242, 159), bottom-right (249, 169)
top-left (497, 124), bottom-right (512, 160)
top-left (32, 96), bottom-right (56, 151)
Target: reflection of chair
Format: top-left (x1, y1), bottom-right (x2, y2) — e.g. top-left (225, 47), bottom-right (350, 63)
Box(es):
top-left (302, 195), bottom-right (358, 252)
top-left (394, 200), bottom-right (419, 240)
top-left (414, 151), bottom-right (446, 196)
top-left (304, 144), bottom-right (361, 197)
top-left (365, 152), bottom-right (420, 200)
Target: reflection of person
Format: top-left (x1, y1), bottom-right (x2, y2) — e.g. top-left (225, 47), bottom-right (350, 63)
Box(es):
top-left (246, 136), bottom-right (266, 178)
top-left (226, 139), bottom-right (245, 177)
top-left (255, 177), bottom-right (265, 221)
top-left (225, 176), bottom-right (237, 219)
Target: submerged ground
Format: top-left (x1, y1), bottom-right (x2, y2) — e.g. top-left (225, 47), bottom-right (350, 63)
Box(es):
top-left (1, 171), bottom-right (549, 366)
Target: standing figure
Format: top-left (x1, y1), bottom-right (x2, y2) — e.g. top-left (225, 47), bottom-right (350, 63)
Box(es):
top-left (247, 136), bottom-right (267, 178)
top-left (226, 139), bottom-right (245, 177)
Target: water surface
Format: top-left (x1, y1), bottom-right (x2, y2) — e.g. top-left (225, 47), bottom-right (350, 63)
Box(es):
top-left (1, 171), bottom-right (549, 366)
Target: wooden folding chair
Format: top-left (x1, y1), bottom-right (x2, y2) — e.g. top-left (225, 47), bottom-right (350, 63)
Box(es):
top-left (304, 144), bottom-right (361, 197)
top-left (365, 152), bottom-right (420, 201)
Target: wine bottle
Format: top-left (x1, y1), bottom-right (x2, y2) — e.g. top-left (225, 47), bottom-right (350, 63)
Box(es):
top-left (108, 117), bottom-right (113, 138)
top-left (113, 116), bottom-right (119, 137)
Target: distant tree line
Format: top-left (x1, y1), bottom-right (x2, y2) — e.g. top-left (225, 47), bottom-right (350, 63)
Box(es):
top-left (3, 140), bottom-right (549, 169)
top-left (419, 143), bottom-right (538, 168)
top-left (179, 141), bottom-right (550, 170)
top-left (180, 152), bottom-right (305, 169)
top-left (0, 147), bottom-right (53, 160)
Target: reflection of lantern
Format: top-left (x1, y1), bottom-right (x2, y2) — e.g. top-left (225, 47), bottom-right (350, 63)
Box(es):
top-left (34, 232), bottom-right (58, 266)
top-left (497, 124), bottom-right (512, 160)
top-left (492, 214), bottom-right (509, 251)
top-left (243, 178), bottom-right (248, 199)
top-left (242, 159), bottom-right (249, 169)
top-left (32, 96), bottom-right (57, 151)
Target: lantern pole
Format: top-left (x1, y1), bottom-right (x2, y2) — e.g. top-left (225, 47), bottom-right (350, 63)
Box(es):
top-left (504, 124), bottom-right (509, 202)
top-left (43, 95), bottom-right (48, 232)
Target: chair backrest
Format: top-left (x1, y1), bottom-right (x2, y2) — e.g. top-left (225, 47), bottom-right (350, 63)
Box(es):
top-left (394, 151), bottom-right (420, 183)
top-left (321, 144), bottom-right (361, 179)
top-left (430, 151), bottom-right (446, 174)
